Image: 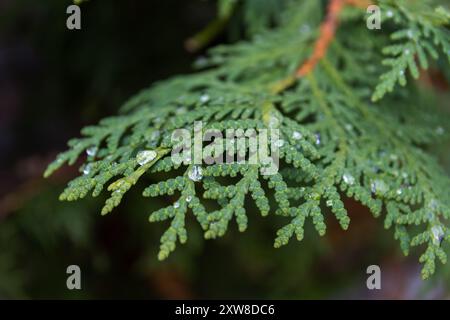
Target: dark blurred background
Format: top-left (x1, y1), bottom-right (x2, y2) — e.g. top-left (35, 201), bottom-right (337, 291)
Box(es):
top-left (0, 0), bottom-right (449, 299)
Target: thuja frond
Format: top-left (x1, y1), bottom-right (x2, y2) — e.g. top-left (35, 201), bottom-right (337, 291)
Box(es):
top-left (46, 0), bottom-right (450, 278)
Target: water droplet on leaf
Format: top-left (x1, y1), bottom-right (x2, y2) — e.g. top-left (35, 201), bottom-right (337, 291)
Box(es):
top-left (268, 114), bottom-right (280, 129)
top-left (86, 146), bottom-right (98, 157)
top-left (83, 163), bottom-right (92, 175)
top-left (343, 173), bottom-right (355, 185)
top-left (429, 199), bottom-right (439, 210)
top-left (292, 131), bottom-right (302, 140)
top-left (275, 139), bottom-right (284, 147)
top-left (315, 133), bottom-right (321, 145)
top-left (136, 150), bottom-right (157, 166)
top-left (371, 179), bottom-right (388, 195)
top-left (200, 94), bottom-right (210, 103)
top-left (431, 225), bottom-right (444, 246)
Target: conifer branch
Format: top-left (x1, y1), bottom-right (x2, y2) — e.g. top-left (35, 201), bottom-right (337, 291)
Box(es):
top-left (45, 0), bottom-right (450, 279)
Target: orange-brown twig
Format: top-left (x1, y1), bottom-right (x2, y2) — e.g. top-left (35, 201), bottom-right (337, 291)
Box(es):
top-left (296, 0), bottom-right (372, 77)
top-left (268, 0), bottom-right (371, 94)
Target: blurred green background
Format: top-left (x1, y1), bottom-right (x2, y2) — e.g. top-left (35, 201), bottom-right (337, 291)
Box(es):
top-left (0, 0), bottom-right (449, 299)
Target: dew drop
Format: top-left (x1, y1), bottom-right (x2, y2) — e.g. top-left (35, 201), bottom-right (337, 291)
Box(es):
top-left (83, 163), bottom-right (92, 175)
top-left (292, 131), bottom-right (302, 140)
top-left (86, 146), bottom-right (98, 157)
top-left (326, 200), bottom-right (333, 207)
top-left (343, 173), bottom-right (355, 185)
top-left (315, 133), bottom-right (321, 146)
top-left (268, 114), bottom-right (280, 129)
top-left (275, 139), bottom-right (285, 147)
top-left (188, 165), bottom-right (203, 182)
top-left (396, 188), bottom-right (403, 195)
top-left (186, 196), bottom-right (192, 203)
top-left (136, 150), bottom-right (157, 166)
top-left (371, 179), bottom-right (388, 195)
top-left (429, 199), bottom-right (439, 210)
top-left (173, 202), bottom-right (180, 209)
top-left (431, 225), bottom-right (444, 246)
top-left (200, 94), bottom-right (210, 103)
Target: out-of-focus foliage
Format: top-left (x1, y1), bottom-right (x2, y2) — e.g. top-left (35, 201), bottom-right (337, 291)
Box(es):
top-left (218, 0), bottom-right (285, 37)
